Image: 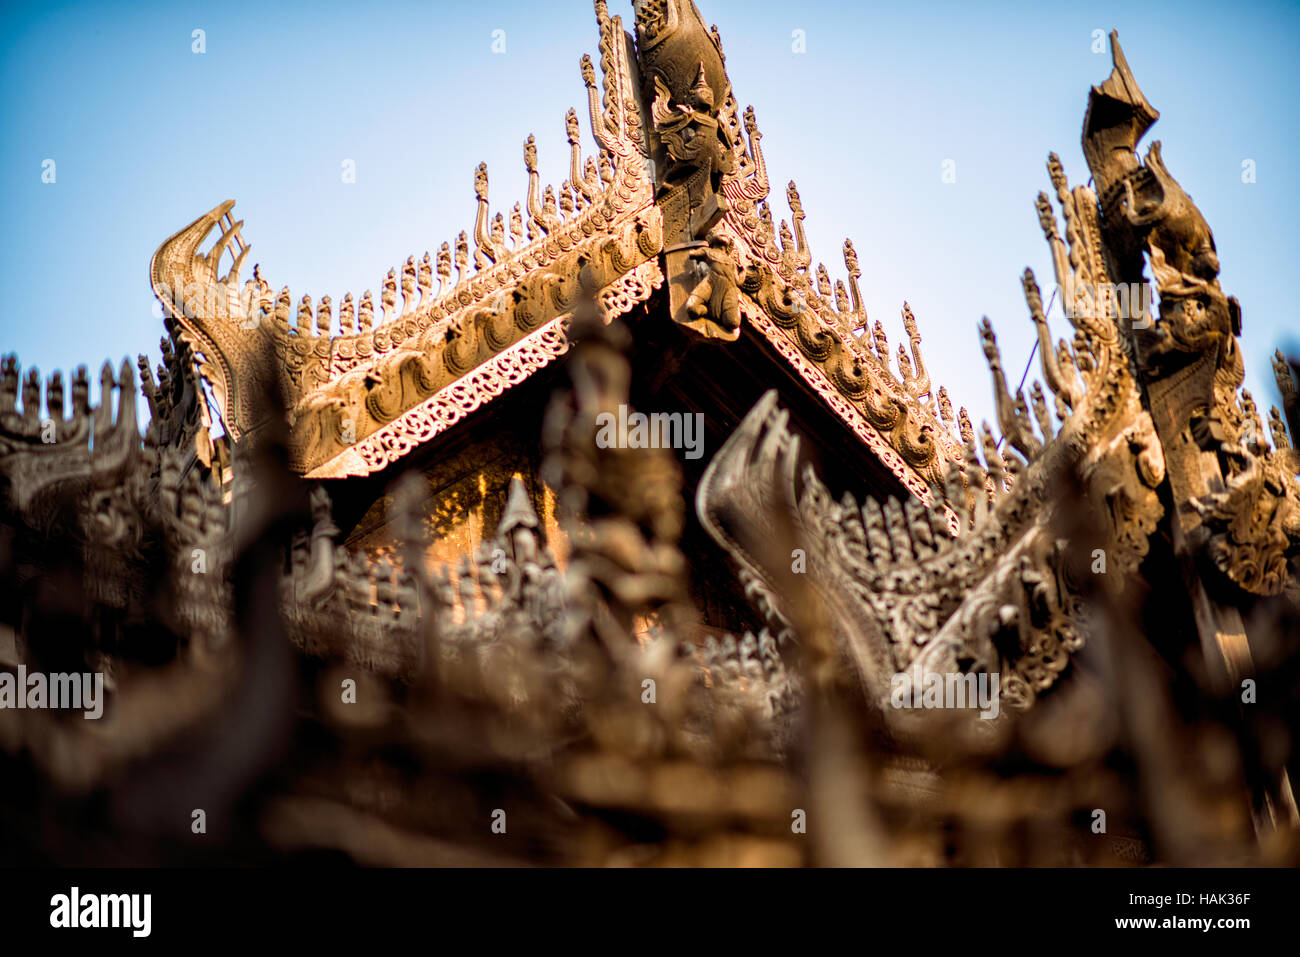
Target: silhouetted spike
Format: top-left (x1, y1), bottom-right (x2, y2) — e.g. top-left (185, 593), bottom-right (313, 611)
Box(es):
top-left (861, 497), bottom-right (891, 568)
top-left (883, 497), bottom-right (913, 564)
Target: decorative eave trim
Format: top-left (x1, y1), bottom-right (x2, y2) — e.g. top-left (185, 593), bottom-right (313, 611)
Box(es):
top-left (713, 178), bottom-right (964, 494)
top-left (738, 294), bottom-right (959, 534)
top-left (304, 259), bottom-right (664, 479)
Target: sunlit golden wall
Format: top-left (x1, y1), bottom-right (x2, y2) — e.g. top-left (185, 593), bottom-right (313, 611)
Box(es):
top-left (344, 437), bottom-right (570, 585)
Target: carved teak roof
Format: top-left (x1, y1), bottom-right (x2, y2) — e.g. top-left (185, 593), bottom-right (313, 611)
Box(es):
top-left (146, 0), bottom-right (960, 503)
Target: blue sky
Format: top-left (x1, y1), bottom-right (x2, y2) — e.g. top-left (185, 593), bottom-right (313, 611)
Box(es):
top-left (2, 0), bottom-right (1297, 436)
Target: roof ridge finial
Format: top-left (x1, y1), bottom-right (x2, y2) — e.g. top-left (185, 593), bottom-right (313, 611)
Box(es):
top-left (473, 162), bottom-right (496, 270)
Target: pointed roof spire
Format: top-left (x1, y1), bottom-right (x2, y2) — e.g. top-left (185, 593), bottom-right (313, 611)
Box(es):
top-left (499, 477), bottom-right (539, 535)
top-left (1082, 31), bottom-right (1160, 199)
top-left (1090, 31), bottom-right (1158, 128)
